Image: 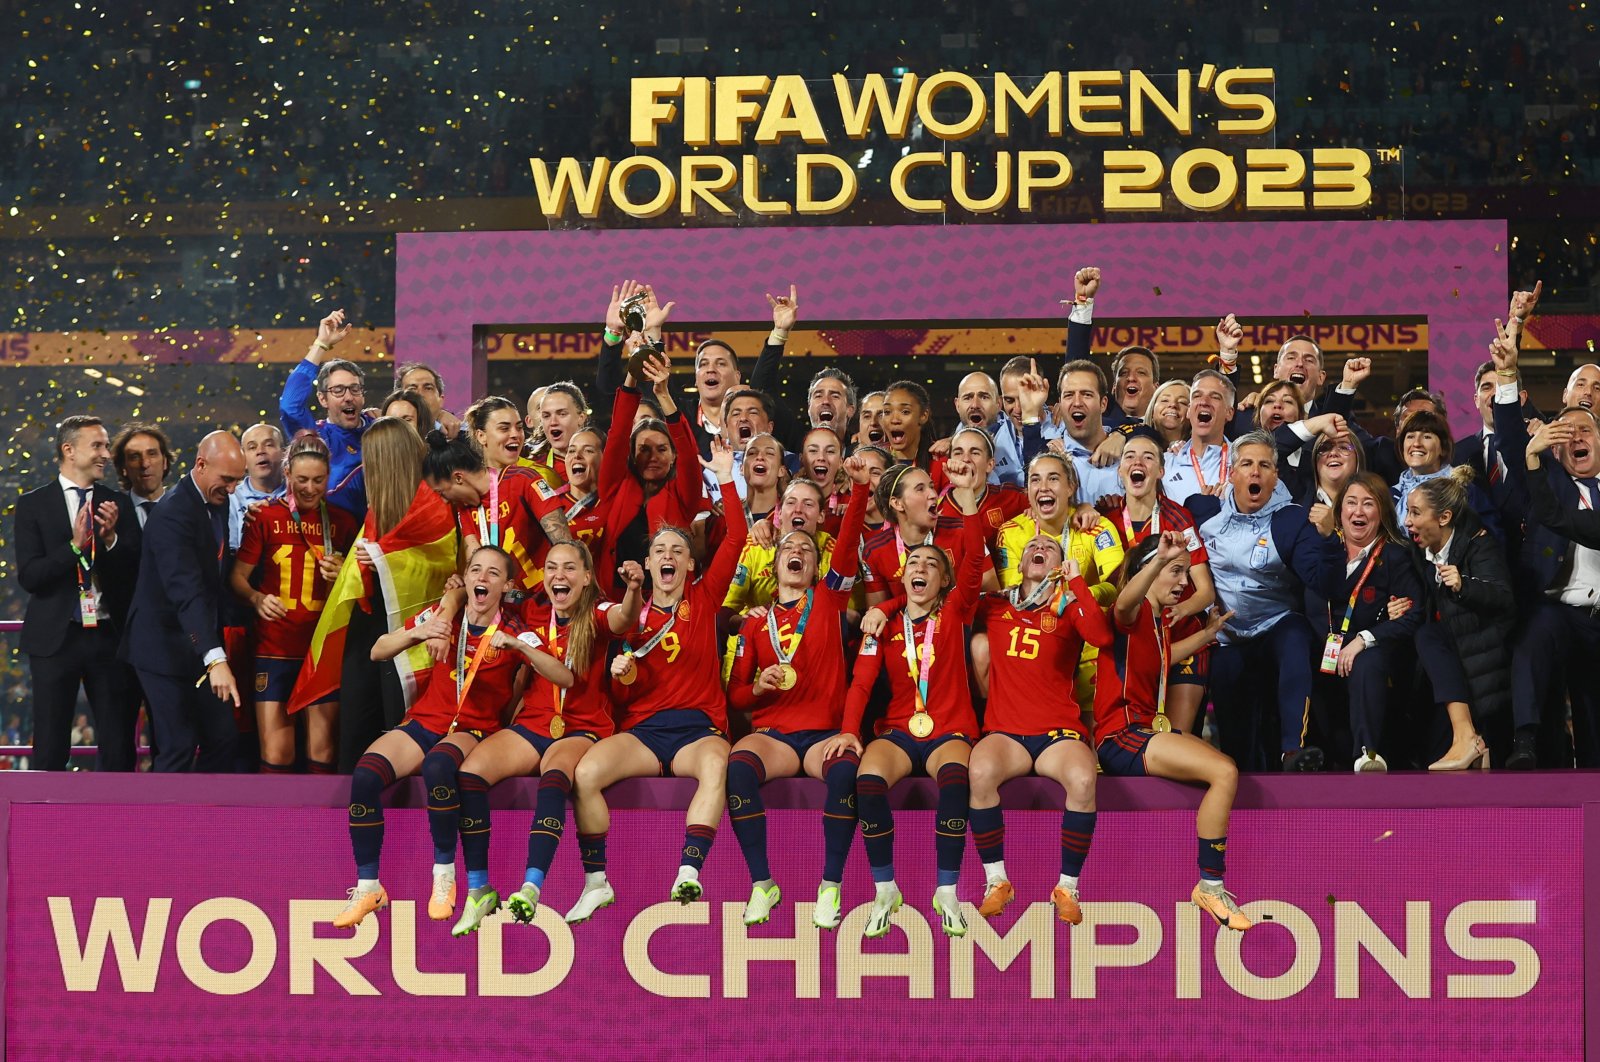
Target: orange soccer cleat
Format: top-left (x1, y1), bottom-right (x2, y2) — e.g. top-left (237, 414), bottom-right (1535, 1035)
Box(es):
top-left (1191, 881), bottom-right (1253, 932)
top-left (1050, 885), bottom-right (1083, 925)
top-left (333, 884), bottom-right (388, 929)
top-left (428, 874), bottom-right (457, 921)
top-left (978, 880), bottom-right (1015, 919)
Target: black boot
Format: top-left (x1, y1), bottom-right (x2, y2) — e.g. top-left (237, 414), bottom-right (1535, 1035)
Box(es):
top-left (1505, 729), bottom-right (1538, 771)
top-left (1283, 746), bottom-right (1324, 772)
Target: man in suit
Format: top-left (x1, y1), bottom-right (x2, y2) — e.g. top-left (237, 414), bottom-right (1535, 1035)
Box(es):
top-left (120, 431), bottom-right (247, 772)
top-left (12, 415), bottom-right (143, 770)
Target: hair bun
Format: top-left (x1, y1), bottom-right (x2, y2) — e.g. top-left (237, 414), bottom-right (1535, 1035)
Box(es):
top-left (425, 428), bottom-right (450, 450)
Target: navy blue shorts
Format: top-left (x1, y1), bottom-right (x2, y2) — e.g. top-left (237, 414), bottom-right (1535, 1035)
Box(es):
top-left (875, 728), bottom-right (974, 776)
top-left (1096, 727), bottom-right (1156, 777)
top-left (397, 719), bottom-right (487, 753)
top-left (509, 723), bottom-right (600, 757)
top-left (627, 709), bottom-right (726, 773)
top-left (753, 727), bottom-right (837, 762)
top-left (990, 729), bottom-right (1085, 764)
top-left (253, 656), bottom-right (303, 703)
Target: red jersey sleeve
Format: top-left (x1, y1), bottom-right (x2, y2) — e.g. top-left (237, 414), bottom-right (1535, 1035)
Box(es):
top-left (820, 482), bottom-right (871, 602)
top-left (236, 507), bottom-right (268, 567)
top-left (600, 387), bottom-right (641, 495)
top-left (1064, 574), bottom-right (1114, 648)
top-left (701, 479), bottom-right (749, 603)
top-left (726, 611), bottom-right (766, 714)
top-left (663, 411), bottom-right (705, 529)
top-left (841, 628), bottom-right (886, 736)
top-left (944, 510), bottom-right (988, 623)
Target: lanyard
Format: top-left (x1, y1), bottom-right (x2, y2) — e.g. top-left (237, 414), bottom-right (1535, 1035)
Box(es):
top-left (1189, 442), bottom-right (1227, 493)
top-left (452, 611), bottom-right (502, 730)
top-left (1329, 541), bottom-right (1385, 634)
top-left (766, 589), bottom-right (814, 665)
top-left (70, 489), bottom-right (96, 586)
top-left (625, 601), bottom-right (679, 659)
top-left (901, 612), bottom-right (938, 715)
top-left (475, 470), bottom-right (502, 546)
top-left (1120, 503), bottom-right (1159, 547)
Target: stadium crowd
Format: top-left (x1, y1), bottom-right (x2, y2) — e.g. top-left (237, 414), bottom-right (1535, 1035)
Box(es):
top-left (11, 267), bottom-right (1600, 938)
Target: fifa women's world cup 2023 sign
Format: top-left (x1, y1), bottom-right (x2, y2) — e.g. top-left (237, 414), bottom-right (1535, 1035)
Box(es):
top-left (527, 69), bottom-right (1376, 220)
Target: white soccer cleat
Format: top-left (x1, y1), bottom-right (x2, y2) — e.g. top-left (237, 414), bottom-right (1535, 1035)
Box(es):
top-left (563, 877), bottom-right (616, 925)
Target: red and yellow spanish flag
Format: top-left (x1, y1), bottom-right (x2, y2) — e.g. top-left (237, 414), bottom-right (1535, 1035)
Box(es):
top-left (288, 481), bottom-right (459, 713)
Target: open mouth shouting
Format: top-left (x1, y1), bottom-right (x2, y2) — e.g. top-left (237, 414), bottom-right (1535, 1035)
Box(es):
top-left (789, 511), bottom-right (809, 531)
top-left (1346, 511), bottom-right (1371, 536)
top-left (1245, 481), bottom-right (1264, 499)
top-left (888, 428), bottom-right (907, 451)
top-left (810, 461), bottom-right (832, 481)
top-left (545, 426), bottom-right (565, 448)
top-left (503, 439), bottom-right (522, 461)
top-left (736, 423), bottom-right (755, 443)
top-left (567, 458), bottom-right (588, 480)
top-left (909, 574), bottom-right (929, 594)
top-left (548, 580), bottom-right (573, 605)
top-left (1127, 468), bottom-right (1149, 491)
top-left (964, 406), bottom-right (987, 426)
top-left (1194, 406), bottom-right (1215, 429)
top-left (1573, 442), bottom-right (1593, 463)
top-left (1289, 372), bottom-right (1307, 389)
top-left (657, 562), bottom-right (679, 586)
top-left (750, 458), bottom-right (770, 479)
top-left (1035, 490), bottom-right (1059, 518)
top-left (785, 555), bottom-right (805, 574)
top-left (816, 407), bottom-right (836, 425)
top-left (472, 582), bottom-right (490, 605)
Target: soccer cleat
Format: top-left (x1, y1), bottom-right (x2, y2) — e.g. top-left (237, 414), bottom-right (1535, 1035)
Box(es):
top-left (450, 888), bottom-right (500, 937)
top-left (1282, 746), bottom-right (1324, 772)
top-left (1353, 747), bottom-right (1388, 773)
top-left (670, 866), bottom-right (703, 905)
top-left (742, 883), bottom-right (782, 926)
top-left (864, 885), bottom-right (902, 939)
top-left (977, 879), bottom-right (1014, 919)
top-left (428, 873), bottom-right (457, 921)
top-left (812, 884), bottom-right (843, 931)
top-left (506, 882), bottom-right (541, 924)
top-left (1191, 881), bottom-right (1253, 932)
top-left (1050, 885), bottom-right (1083, 925)
top-left (931, 886), bottom-right (968, 938)
top-left (563, 878), bottom-right (616, 925)
top-left (333, 883), bottom-right (387, 929)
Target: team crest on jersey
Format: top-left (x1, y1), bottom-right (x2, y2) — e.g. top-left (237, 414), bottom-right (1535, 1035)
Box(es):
top-left (677, 602), bottom-right (692, 620)
top-left (1040, 613), bottom-right (1058, 633)
top-left (986, 508), bottom-right (1003, 527)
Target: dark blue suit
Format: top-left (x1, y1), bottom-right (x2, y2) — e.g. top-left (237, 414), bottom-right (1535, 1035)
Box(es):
top-left (1494, 397), bottom-right (1600, 766)
top-left (119, 473), bottom-right (239, 772)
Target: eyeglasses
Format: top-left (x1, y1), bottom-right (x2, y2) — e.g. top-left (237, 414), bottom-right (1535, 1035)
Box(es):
top-left (322, 384), bottom-right (364, 398)
top-left (1317, 444), bottom-right (1357, 457)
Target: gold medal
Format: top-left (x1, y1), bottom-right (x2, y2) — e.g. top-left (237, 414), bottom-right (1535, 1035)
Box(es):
top-left (617, 652), bottom-right (637, 686)
top-left (776, 664), bottom-right (797, 690)
top-left (908, 711), bottom-right (934, 739)
top-left (549, 715), bottom-right (566, 739)
top-left (1151, 714), bottom-right (1172, 734)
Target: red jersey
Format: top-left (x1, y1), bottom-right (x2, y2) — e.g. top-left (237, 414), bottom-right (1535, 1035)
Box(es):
top-left (1101, 496), bottom-right (1210, 567)
top-left (860, 515), bottom-right (968, 597)
top-left (843, 511), bottom-right (985, 739)
top-left (976, 574), bottom-right (1113, 735)
top-left (559, 488), bottom-right (618, 598)
top-left (402, 606), bottom-right (528, 735)
top-left (455, 466), bottom-right (566, 592)
top-left (728, 483), bottom-right (869, 732)
top-left (1091, 599), bottom-right (1169, 745)
top-left (937, 483), bottom-right (1027, 553)
top-left (612, 480), bottom-right (748, 731)
top-left (236, 498), bottom-right (360, 658)
top-left (515, 600), bottom-right (621, 739)
top-left (595, 387), bottom-right (706, 590)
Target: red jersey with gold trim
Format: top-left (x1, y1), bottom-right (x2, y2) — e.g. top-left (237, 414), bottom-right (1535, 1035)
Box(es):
top-left (402, 607), bottom-right (528, 735)
top-left (860, 515), bottom-right (968, 596)
top-left (235, 498), bottom-right (360, 658)
top-left (612, 480), bottom-right (747, 731)
top-left (1092, 599), bottom-right (1168, 744)
top-left (843, 511), bottom-right (985, 739)
top-left (728, 483), bottom-right (869, 732)
top-left (1102, 496), bottom-right (1209, 566)
top-left (515, 600), bottom-right (619, 738)
top-left (975, 575), bottom-right (1113, 735)
top-left (454, 466), bottom-right (565, 592)
top-left (937, 483), bottom-right (1027, 552)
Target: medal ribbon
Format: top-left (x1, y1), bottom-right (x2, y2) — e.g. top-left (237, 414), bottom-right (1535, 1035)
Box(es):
top-left (623, 602), bottom-right (679, 660)
top-left (451, 610), bottom-right (502, 731)
top-left (565, 490), bottom-right (598, 521)
top-left (475, 470), bottom-right (502, 546)
top-left (1153, 606), bottom-right (1171, 719)
top-left (766, 589), bottom-right (814, 667)
top-left (547, 611), bottom-right (574, 717)
top-left (901, 611), bottom-right (939, 717)
top-left (1120, 502), bottom-right (1159, 547)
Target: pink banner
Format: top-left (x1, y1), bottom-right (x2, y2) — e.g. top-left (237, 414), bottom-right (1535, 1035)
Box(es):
top-left (4, 802), bottom-right (1580, 1059)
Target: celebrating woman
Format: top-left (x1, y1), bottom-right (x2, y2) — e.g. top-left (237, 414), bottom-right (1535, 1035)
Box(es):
top-left (563, 439), bottom-right (748, 923)
top-left (1095, 534), bottom-right (1247, 931)
top-left (332, 545), bottom-right (574, 929)
top-left (447, 545), bottom-right (646, 935)
top-left (723, 457), bottom-right (872, 929)
top-left (528, 381), bottom-right (590, 488)
top-left (1143, 380), bottom-right (1191, 449)
top-left (231, 436), bottom-right (359, 773)
top-left (859, 462), bottom-right (969, 607)
top-left (1306, 473), bottom-right (1423, 771)
top-left (825, 460), bottom-right (987, 940)
top-left (1402, 467), bottom-right (1515, 770)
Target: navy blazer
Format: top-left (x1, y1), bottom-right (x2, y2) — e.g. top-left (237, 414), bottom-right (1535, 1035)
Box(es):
top-left (12, 479), bottom-right (141, 657)
top-left (1493, 397), bottom-right (1580, 599)
top-left (119, 474), bottom-right (232, 678)
top-left (1303, 538), bottom-right (1425, 648)
top-left (1526, 460), bottom-right (1600, 549)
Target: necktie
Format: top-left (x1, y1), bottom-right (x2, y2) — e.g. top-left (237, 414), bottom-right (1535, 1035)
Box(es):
top-left (1485, 435), bottom-right (1502, 487)
top-left (138, 500), bottom-right (154, 524)
top-left (1580, 477), bottom-right (1599, 510)
top-left (69, 486), bottom-right (90, 513)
